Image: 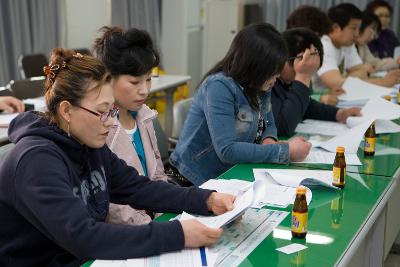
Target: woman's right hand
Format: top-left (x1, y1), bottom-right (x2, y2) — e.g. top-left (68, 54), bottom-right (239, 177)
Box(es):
top-left (288, 136), bottom-right (311, 162)
top-left (181, 219), bottom-right (223, 248)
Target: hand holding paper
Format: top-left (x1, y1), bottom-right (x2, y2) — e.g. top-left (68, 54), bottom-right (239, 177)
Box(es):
top-left (206, 192), bottom-right (236, 215)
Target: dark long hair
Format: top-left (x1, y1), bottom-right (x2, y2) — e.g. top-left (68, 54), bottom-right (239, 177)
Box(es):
top-left (201, 23), bottom-right (287, 110)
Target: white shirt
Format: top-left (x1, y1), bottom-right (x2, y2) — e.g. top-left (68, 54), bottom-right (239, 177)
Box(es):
top-left (317, 35), bottom-right (362, 75)
top-left (313, 35), bottom-right (363, 91)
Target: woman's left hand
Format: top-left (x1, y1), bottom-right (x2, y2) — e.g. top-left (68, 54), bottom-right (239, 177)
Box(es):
top-left (206, 192), bottom-right (236, 215)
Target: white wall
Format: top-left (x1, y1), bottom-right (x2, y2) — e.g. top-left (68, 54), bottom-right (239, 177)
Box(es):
top-left (60, 0), bottom-right (111, 49)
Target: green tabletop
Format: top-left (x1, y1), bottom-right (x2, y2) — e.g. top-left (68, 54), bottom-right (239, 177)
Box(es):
top-left (83, 162), bottom-right (394, 267)
top-left (290, 131), bottom-right (400, 178)
top-left (218, 163), bottom-right (394, 267)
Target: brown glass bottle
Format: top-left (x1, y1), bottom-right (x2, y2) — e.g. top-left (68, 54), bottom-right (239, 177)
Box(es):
top-left (332, 146), bottom-right (346, 189)
top-left (291, 186), bottom-right (308, 239)
top-left (364, 122), bottom-right (376, 156)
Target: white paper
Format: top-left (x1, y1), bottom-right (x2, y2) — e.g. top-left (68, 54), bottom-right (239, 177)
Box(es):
top-left (374, 120), bottom-right (400, 134)
top-left (313, 118), bottom-right (375, 153)
top-left (0, 113), bottom-right (18, 127)
top-left (23, 97), bottom-right (46, 111)
top-left (346, 97), bottom-right (400, 127)
top-left (371, 70), bottom-right (387, 78)
top-left (339, 77), bottom-right (392, 101)
top-left (295, 120), bottom-right (349, 136)
top-left (253, 169), bottom-right (313, 207)
top-left (337, 99), bottom-right (368, 109)
top-left (93, 248), bottom-right (216, 267)
top-left (259, 169), bottom-right (337, 189)
top-left (296, 149), bottom-right (362, 165)
top-left (181, 186), bottom-right (254, 229)
top-left (211, 209), bottom-right (288, 266)
top-left (276, 243), bottom-right (308, 255)
top-left (200, 179), bottom-right (252, 196)
top-left (91, 260), bottom-right (126, 267)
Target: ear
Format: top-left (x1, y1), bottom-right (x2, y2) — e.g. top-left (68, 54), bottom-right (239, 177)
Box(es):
top-left (58, 100), bottom-right (72, 122)
top-left (332, 23), bottom-right (341, 33)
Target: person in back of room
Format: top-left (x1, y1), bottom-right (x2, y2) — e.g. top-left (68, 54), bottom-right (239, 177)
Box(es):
top-left (316, 3), bottom-right (400, 93)
top-left (271, 27), bottom-right (361, 137)
top-left (94, 26), bottom-right (170, 225)
top-left (0, 48), bottom-right (235, 267)
top-left (170, 23), bottom-right (311, 186)
top-left (356, 12), bottom-right (400, 71)
top-left (365, 0), bottom-right (400, 58)
top-left (0, 96), bottom-right (24, 113)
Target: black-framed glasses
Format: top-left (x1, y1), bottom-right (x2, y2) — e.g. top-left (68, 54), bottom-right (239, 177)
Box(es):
top-left (78, 105), bottom-right (119, 123)
top-left (288, 50), bottom-right (320, 63)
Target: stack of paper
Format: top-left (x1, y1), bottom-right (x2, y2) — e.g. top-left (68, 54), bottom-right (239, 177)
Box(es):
top-left (339, 77), bottom-right (392, 102)
top-left (296, 97), bottom-right (400, 136)
top-left (296, 149), bottom-right (361, 165)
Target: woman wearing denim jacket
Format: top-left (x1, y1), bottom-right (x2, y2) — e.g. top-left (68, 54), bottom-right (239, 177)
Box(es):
top-left (170, 23), bottom-right (311, 186)
top-left (94, 27), bottom-right (168, 225)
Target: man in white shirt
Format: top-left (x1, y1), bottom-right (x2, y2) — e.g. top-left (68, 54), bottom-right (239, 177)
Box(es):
top-left (316, 3), bottom-right (400, 93)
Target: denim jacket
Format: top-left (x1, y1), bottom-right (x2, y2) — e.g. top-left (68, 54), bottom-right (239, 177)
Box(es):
top-left (170, 72), bottom-right (289, 185)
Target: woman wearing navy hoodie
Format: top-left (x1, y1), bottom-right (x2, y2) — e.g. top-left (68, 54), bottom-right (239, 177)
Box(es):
top-left (0, 48), bottom-right (235, 267)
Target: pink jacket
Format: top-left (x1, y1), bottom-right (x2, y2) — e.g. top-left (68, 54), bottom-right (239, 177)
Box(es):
top-left (106, 105), bottom-right (168, 225)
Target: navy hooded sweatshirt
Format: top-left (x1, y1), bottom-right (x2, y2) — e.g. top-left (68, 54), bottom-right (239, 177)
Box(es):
top-left (0, 112), bottom-right (213, 267)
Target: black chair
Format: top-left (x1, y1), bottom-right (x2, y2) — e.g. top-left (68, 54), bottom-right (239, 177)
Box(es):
top-left (152, 118), bottom-right (170, 165)
top-left (6, 77), bottom-right (45, 99)
top-left (18, 54), bottom-right (48, 79)
top-left (0, 86), bottom-right (14, 97)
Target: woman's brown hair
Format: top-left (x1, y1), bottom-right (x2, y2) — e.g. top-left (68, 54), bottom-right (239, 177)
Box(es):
top-left (44, 48), bottom-right (111, 121)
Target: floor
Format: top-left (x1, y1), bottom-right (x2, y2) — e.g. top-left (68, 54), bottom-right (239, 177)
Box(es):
top-left (385, 245), bottom-right (400, 267)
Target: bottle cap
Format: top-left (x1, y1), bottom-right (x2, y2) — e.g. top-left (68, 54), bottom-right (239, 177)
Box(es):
top-left (383, 95), bottom-right (391, 101)
top-left (296, 186), bottom-right (307, 195)
top-left (336, 146), bottom-right (345, 153)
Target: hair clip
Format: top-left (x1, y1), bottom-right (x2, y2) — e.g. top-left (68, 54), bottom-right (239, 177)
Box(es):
top-left (43, 61), bottom-right (67, 82)
top-left (73, 53), bottom-right (84, 59)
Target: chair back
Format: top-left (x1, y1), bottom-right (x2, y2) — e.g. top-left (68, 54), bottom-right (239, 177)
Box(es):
top-left (152, 118), bottom-right (169, 165)
top-left (171, 98), bottom-right (193, 142)
top-left (18, 54), bottom-right (48, 79)
top-left (7, 77), bottom-right (45, 99)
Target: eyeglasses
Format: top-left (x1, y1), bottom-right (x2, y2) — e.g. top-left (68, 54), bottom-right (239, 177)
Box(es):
top-left (288, 50), bottom-right (320, 63)
top-left (78, 105), bottom-right (119, 123)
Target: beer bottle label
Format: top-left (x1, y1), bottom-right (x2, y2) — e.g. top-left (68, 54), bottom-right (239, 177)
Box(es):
top-left (291, 211), bottom-right (308, 234)
top-left (364, 137), bottom-right (376, 153)
top-left (333, 166), bottom-right (346, 185)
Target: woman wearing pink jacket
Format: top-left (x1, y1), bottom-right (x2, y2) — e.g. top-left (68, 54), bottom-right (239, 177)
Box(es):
top-left (94, 26), bottom-right (168, 225)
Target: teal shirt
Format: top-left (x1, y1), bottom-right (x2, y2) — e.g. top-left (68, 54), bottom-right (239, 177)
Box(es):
top-left (125, 111), bottom-right (148, 176)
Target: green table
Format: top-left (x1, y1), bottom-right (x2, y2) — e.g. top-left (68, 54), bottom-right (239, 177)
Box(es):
top-left (218, 163), bottom-right (395, 266)
top-left (84, 131), bottom-right (400, 266)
